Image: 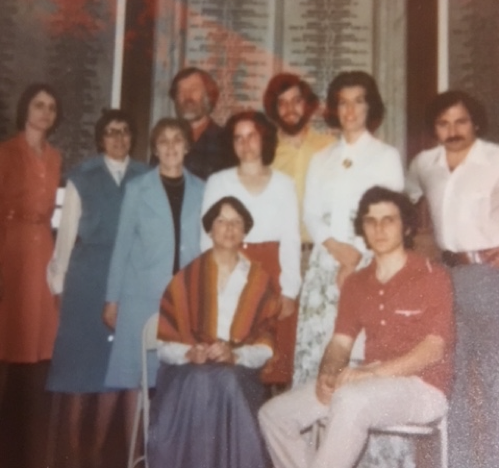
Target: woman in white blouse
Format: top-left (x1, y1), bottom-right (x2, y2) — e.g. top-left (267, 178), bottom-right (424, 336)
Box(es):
top-left (201, 110), bottom-right (301, 386)
top-left (293, 71), bottom-right (404, 387)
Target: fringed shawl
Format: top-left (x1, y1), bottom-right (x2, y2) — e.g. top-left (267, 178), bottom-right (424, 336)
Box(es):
top-left (158, 250), bottom-right (278, 352)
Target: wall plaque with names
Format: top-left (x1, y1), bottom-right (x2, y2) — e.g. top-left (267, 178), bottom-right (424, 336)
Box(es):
top-left (183, 0), bottom-right (277, 121)
top-left (449, 0), bottom-right (499, 143)
top-left (151, 0), bottom-right (405, 151)
top-left (280, 0), bottom-right (373, 99)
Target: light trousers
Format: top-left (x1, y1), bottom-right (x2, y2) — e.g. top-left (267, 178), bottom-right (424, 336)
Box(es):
top-left (258, 376), bottom-right (447, 468)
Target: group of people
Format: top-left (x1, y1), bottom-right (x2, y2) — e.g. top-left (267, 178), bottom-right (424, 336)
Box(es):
top-left (0, 64), bottom-right (497, 468)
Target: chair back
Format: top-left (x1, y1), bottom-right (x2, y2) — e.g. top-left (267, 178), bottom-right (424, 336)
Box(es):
top-left (142, 313), bottom-right (160, 352)
top-left (129, 311), bottom-right (160, 468)
top-left (141, 313), bottom-right (159, 429)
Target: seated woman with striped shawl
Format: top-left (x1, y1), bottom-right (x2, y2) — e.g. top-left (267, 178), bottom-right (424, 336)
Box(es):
top-left (148, 196), bottom-right (278, 468)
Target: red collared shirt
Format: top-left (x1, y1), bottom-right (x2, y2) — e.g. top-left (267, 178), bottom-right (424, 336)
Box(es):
top-left (335, 252), bottom-right (455, 396)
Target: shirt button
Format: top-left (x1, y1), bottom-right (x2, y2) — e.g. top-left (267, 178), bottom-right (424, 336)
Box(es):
top-left (379, 290), bottom-right (384, 296)
top-left (379, 304), bottom-right (384, 311)
top-left (380, 320), bottom-right (386, 326)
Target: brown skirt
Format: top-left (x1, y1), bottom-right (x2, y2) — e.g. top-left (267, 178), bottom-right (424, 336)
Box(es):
top-left (241, 241), bottom-right (297, 386)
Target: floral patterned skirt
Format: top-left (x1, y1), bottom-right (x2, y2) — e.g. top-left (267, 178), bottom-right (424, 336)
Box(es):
top-left (293, 243), bottom-right (370, 387)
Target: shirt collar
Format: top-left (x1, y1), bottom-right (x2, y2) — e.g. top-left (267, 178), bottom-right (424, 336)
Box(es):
top-left (223, 253), bottom-right (250, 288)
top-left (236, 252), bottom-right (251, 272)
top-left (104, 155), bottom-right (130, 173)
top-left (435, 138), bottom-right (487, 168)
top-left (462, 138), bottom-right (488, 166)
top-left (339, 130), bottom-right (372, 149)
top-left (365, 251), bottom-right (416, 287)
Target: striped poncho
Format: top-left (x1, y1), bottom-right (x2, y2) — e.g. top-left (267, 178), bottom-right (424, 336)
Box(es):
top-left (158, 250), bottom-right (278, 352)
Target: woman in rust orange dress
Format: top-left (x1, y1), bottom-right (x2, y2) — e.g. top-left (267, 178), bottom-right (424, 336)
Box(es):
top-left (0, 83), bottom-right (62, 468)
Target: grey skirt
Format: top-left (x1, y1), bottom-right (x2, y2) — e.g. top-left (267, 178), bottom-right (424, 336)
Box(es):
top-left (148, 363), bottom-right (270, 468)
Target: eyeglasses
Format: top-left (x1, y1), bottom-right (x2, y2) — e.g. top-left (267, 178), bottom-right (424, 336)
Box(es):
top-left (213, 217), bottom-right (245, 229)
top-left (103, 127), bottom-right (131, 138)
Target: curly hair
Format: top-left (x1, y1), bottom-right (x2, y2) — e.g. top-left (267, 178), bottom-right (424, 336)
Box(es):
top-left (263, 73), bottom-right (319, 123)
top-left (354, 186), bottom-right (418, 249)
top-left (425, 90), bottom-right (487, 137)
top-left (223, 110), bottom-right (278, 166)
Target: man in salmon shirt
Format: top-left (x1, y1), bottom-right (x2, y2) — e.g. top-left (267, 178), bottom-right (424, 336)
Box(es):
top-left (259, 186), bottom-right (455, 468)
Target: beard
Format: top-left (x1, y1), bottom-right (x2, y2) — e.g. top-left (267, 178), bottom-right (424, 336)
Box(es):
top-left (277, 114), bottom-right (309, 136)
top-left (175, 95), bottom-right (211, 123)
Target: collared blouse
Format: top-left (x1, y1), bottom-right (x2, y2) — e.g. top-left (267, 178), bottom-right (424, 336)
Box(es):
top-left (304, 131), bottom-right (404, 252)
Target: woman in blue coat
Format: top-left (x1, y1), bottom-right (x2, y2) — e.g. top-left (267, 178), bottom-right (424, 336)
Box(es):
top-left (102, 117), bottom-right (205, 446)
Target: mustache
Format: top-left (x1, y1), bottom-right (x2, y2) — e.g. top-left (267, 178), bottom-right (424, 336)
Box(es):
top-left (445, 135), bottom-right (464, 143)
top-left (180, 99), bottom-right (197, 107)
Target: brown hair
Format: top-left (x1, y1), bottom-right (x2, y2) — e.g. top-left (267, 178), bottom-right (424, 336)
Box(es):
top-left (324, 71), bottom-right (384, 131)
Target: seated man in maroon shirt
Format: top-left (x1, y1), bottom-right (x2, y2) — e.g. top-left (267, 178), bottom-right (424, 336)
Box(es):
top-left (259, 186), bottom-right (455, 468)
